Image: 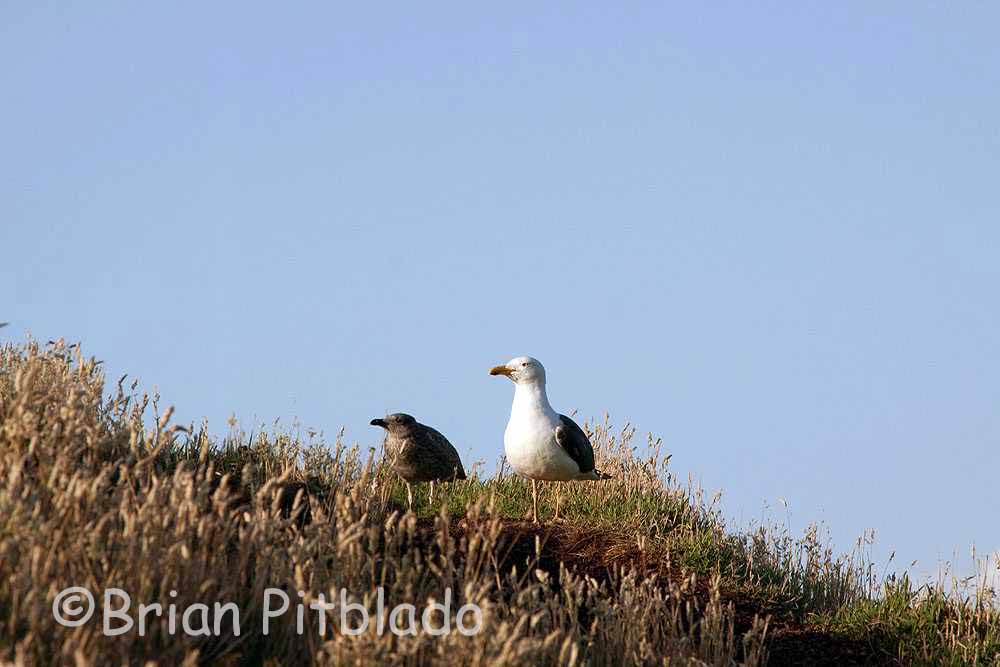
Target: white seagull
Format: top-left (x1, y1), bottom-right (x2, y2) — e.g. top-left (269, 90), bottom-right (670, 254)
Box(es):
top-left (489, 355), bottom-right (609, 522)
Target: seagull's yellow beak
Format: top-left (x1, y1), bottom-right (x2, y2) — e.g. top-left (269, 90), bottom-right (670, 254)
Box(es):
top-left (489, 365), bottom-right (513, 377)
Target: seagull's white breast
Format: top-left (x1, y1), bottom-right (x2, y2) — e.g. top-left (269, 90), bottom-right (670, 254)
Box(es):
top-left (503, 384), bottom-right (581, 481)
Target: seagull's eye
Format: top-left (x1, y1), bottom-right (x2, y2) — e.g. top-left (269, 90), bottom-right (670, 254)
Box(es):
top-left (521, 363), bottom-right (528, 368)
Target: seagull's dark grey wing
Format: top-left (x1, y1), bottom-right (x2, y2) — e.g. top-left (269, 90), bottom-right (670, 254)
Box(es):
top-left (555, 414), bottom-right (596, 474)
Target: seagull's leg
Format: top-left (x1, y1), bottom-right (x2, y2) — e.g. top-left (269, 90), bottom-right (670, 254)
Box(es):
top-left (554, 483), bottom-right (562, 520)
top-left (429, 480), bottom-right (435, 505)
top-left (406, 482), bottom-right (413, 510)
top-left (531, 479), bottom-right (539, 523)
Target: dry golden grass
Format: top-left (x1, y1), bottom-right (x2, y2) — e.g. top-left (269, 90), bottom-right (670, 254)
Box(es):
top-left (0, 340), bottom-right (768, 666)
top-left (0, 339), bottom-right (997, 666)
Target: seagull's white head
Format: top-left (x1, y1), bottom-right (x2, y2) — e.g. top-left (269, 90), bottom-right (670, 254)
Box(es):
top-left (489, 356), bottom-right (546, 385)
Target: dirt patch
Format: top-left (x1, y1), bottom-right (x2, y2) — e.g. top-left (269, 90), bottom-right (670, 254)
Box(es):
top-left (434, 517), bottom-right (879, 666)
top-left (766, 628), bottom-right (875, 666)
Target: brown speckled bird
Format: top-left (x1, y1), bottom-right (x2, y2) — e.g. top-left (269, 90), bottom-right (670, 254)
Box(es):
top-left (370, 413), bottom-right (466, 509)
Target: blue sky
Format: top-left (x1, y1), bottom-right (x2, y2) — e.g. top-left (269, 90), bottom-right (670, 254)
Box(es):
top-left (3, 2), bottom-right (998, 578)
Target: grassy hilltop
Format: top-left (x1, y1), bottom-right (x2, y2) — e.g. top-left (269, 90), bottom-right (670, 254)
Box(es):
top-left (0, 340), bottom-right (997, 666)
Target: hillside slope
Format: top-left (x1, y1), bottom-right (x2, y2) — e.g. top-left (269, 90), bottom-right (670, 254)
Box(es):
top-left (0, 340), bottom-right (997, 666)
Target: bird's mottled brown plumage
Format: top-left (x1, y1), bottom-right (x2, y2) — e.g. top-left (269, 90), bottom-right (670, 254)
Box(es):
top-left (371, 413), bottom-right (466, 483)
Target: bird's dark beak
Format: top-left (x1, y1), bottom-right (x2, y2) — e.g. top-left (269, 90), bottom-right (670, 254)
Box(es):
top-left (489, 365), bottom-right (513, 377)
top-left (370, 418), bottom-right (386, 428)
